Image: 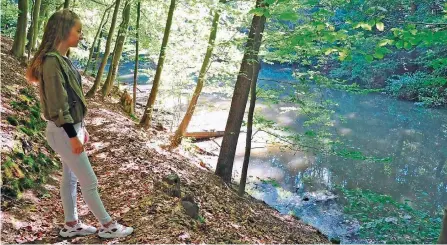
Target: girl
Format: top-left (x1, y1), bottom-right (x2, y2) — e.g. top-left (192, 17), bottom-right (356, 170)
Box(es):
top-left (26, 9), bottom-right (133, 239)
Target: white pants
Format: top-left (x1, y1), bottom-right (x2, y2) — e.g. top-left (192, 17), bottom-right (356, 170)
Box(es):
top-left (46, 121), bottom-right (112, 224)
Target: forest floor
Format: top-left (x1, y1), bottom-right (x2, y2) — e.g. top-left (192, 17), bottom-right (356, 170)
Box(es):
top-left (1, 36), bottom-right (329, 244)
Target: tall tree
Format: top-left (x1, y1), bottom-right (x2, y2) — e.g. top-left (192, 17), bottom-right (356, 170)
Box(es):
top-left (238, 62), bottom-right (260, 196)
top-left (215, 0), bottom-right (266, 183)
top-left (11, 0), bottom-right (28, 58)
top-left (84, 4), bottom-right (112, 75)
top-left (132, 0), bottom-right (141, 115)
top-left (140, 0), bottom-right (177, 129)
top-left (93, 30), bottom-right (105, 72)
top-left (101, 1), bottom-right (131, 98)
top-left (170, 0), bottom-right (225, 147)
top-left (27, 0), bottom-right (42, 60)
top-left (37, 0), bottom-right (50, 35)
top-left (86, 0), bottom-right (121, 98)
top-left (64, 0), bottom-right (70, 8)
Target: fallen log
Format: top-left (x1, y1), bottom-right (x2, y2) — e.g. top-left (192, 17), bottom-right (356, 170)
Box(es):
top-left (184, 131), bottom-right (225, 139)
top-left (193, 145), bottom-right (218, 156)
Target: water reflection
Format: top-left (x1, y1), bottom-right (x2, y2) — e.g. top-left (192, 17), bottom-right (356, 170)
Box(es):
top-left (115, 59), bottom-right (446, 242)
top-left (220, 63), bottom-right (447, 241)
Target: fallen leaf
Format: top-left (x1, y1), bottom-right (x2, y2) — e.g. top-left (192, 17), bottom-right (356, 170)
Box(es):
top-left (231, 223), bottom-right (241, 229)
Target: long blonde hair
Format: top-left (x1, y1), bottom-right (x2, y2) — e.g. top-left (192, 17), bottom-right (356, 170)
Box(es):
top-left (26, 9), bottom-right (80, 82)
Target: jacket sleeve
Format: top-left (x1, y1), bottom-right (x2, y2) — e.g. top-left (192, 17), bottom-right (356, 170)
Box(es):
top-left (42, 56), bottom-right (74, 127)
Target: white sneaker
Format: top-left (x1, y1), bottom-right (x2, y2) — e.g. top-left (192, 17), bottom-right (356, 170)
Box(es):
top-left (59, 221), bottom-right (97, 237)
top-left (98, 221), bottom-right (133, 238)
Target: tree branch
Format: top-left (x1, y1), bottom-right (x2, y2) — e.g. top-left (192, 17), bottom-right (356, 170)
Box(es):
top-left (259, 129), bottom-right (321, 151)
top-left (89, 0), bottom-right (108, 6)
top-left (396, 21), bottom-right (447, 26)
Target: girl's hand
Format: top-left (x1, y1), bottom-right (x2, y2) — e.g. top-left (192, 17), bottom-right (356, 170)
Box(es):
top-left (69, 137), bottom-right (84, 155)
top-left (84, 129), bottom-right (89, 143)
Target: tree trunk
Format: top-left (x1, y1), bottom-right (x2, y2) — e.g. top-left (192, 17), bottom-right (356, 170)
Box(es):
top-left (27, 0), bottom-right (42, 61)
top-left (93, 30), bottom-right (105, 73)
top-left (26, 0), bottom-right (35, 60)
top-left (170, 2), bottom-right (223, 147)
top-left (86, 0), bottom-right (121, 98)
top-left (140, 0), bottom-right (177, 129)
top-left (12, 0), bottom-right (28, 59)
top-left (132, 0), bottom-right (141, 115)
top-left (184, 131), bottom-right (225, 139)
top-left (101, 1), bottom-right (131, 98)
top-left (84, 5), bottom-right (112, 75)
top-left (215, 0), bottom-right (266, 183)
top-left (239, 62), bottom-right (260, 196)
top-left (64, 0), bottom-right (70, 8)
top-left (37, 0), bottom-right (49, 36)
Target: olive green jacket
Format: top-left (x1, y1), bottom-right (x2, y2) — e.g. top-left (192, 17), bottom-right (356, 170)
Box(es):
top-left (39, 52), bottom-right (87, 127)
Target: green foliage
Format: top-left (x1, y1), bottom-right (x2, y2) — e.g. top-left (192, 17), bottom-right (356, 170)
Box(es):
top-left (19, 178), bottom-right (35, 189)
top-left (25, 105), bottom-right (46, 132)
top-left (15, 151), bottom-right (25, 160)
top-left (259, 0), bottom-right (447, 107)
top-left (0, 0), bottom-right (18, 37)
top-left (6, 115), bottom-right (19, 126)
top-left (11, 92), bottom-right (45, 136)
top-left (37, 152), bottom-right (51, 166)
top-left (24, 155), bottom-right (40, 172)
top-left (18, 126), bottom-right (34, 136)
top-left (260, 177), bottom-right (280, 187)
top-left (2, 158), bottom-right (16, 179)
top-left (386, 72), bottom-right (447, 107)
top-left (19, 87), bottom-right (35, 98)
top-left (334, 148), bottom-right (392, 163)
top-left (2, 150), bottom-right (60, 199)
top-left (197, 215), bottom-right (206, 224)
top-left (2, 179), bottom-right (21, 198)
top-left (278, 11), bottom-right (298, 21)
top-left (338, 186), bottom-right (442, 243)
top-left (249, 7), bottom-right (271, 18)
top-left (1, 77), bottom-right (61, 199)
top-left (11, 100), bottom-right (29, 111)
top-left (130, 113), bottom-right (139, 122)
top-left (1, 157), bottom-right (24, 198)
top-left (418, 47), bottom-right (447, 77)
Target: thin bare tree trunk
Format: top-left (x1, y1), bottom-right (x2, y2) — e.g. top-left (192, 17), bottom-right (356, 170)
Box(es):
top-left (215, 0), bottom-right (266, 183)
top-left (239, 62), bottom-right (260, 196)
top-left (140, 0), bottom-right (177, 129)
top-left (101, 1), bottom-right (131, 98)
top-left (86, 0), bottom-right (121, 98)
top-left (132, 0), bottom-right (141, 115)
top-left (37, 0), bottom-right (48, 31)
top-left (27, 0), bottom-right (41, 62)
top-left (170, 1), bottom-right (224, 147)
top-left (93, 31), bottom-right (104, 73)
top-left (84, 3), bottom-right (113, 75)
